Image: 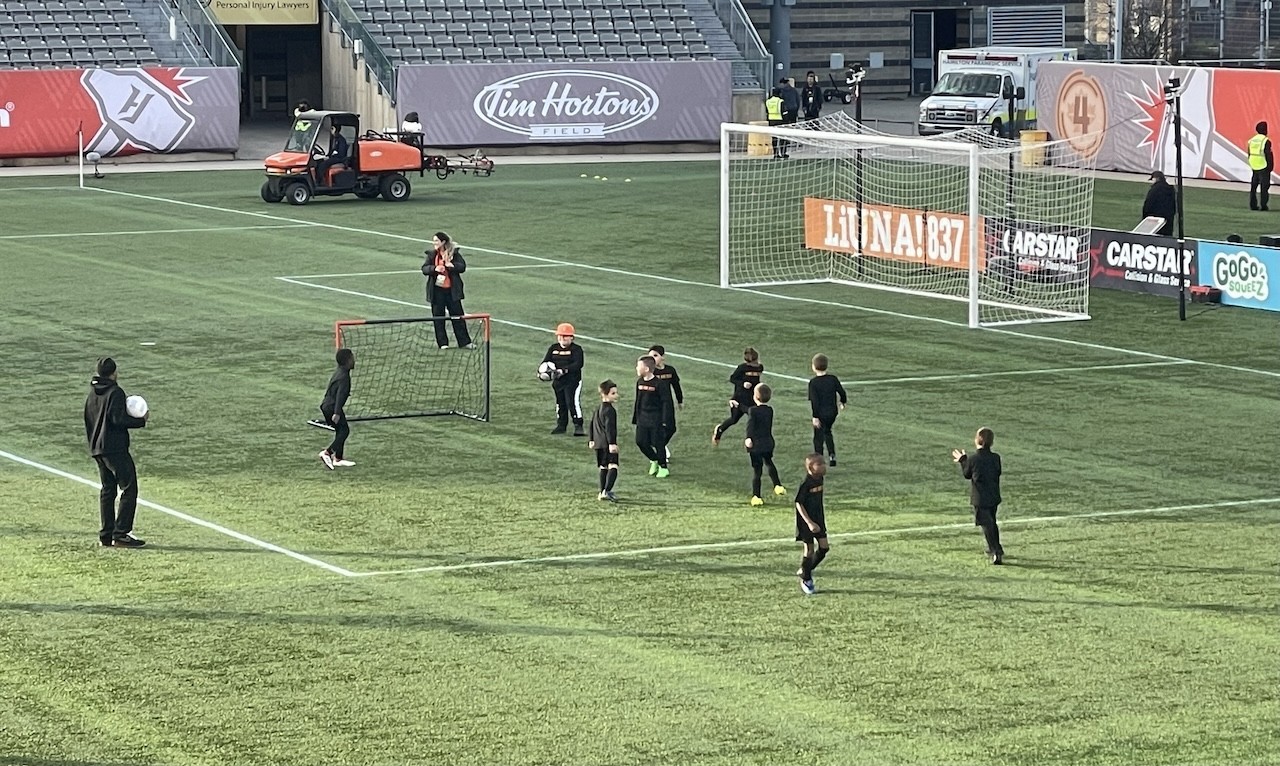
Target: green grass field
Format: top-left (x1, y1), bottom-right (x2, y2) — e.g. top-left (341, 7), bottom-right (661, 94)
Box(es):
top-left (1, 163), bottom-right (1277, 766)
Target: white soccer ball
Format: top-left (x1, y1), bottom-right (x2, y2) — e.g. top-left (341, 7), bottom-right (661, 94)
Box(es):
top-left (126, 395), bottom-right (148, 418)
top-left (537, 361), bottom-right (558, 382)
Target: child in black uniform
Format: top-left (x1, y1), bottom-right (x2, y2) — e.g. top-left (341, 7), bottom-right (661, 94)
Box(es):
top-left (744, 383), bottom-right (785, 505)
top-left (588, 380), bottom-right (620, 501)
top-left (713, 347), bottom-right (763, 445)
top-left (795, 453), bottom-right (830, 595)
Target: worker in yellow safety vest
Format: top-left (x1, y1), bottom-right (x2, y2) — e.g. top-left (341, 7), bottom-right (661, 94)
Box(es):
top-left (1247, 121), bottom-right (1274, 211)
top-left (765, 88), bottom-right (786, 158)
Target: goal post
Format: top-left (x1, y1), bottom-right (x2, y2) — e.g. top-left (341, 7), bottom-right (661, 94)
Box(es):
top-left (334, 314), bottom-right (491, 422)
top-left (719, 120), bottom-right (1097, 328)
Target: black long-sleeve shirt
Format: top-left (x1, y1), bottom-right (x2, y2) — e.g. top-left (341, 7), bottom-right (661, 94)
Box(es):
top-left (745, 404), bottom-right (775, 452)
top-left (729, 362), bottom-right (764, 405)
top-left (959, 447), bottom-right (1002, 508)
top-left (589, 401), bottom-right (618, 446)
top-left (1141, 181), bottom-right (1177, 236)
top-left (808, 374), bottom-right (848, 417)
top-left (542, 342), bottom-right (584, 390)
top-left (794, 473), bottom-right (825, 517)
top-left (632, 375), bottom-right (672, 426)
top-left (84, 377), bottom-right (146, 457)
top-left (654, 364), bottom-right (683, 405)
top-left (321, 365), bottom-right (352, 419)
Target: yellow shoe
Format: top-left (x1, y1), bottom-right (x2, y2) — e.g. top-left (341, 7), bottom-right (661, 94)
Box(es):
top-left (774, 485), bottom-right (787, 496)
top-left (749, 496), bottom-right (764, 506)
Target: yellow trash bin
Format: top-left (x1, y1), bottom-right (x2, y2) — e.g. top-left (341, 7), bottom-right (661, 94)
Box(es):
top-left (748, 120), bottom-right (772, 157)
top-left (1020, 129), bottom-right (1049, 167)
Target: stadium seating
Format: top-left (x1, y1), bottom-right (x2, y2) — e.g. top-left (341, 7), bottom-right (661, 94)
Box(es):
top-left (0, 0), bottom-right (177, 69)
top-left (350, 0), bottom-right (754, 87)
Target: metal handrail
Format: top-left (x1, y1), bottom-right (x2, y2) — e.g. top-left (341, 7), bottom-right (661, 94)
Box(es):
top-left (167, 0), bottom-right (241, 68)
top-left (321, 0), bottom-right (397, 100)
top-left (708, 0), bottom-right (771, 90)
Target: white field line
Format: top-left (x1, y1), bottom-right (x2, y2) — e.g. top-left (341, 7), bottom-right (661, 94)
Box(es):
top-left (0, 185), bottom-right (78, 192)
top-left (0, 448), bottom-right (356, 577)
top-left (278, 277), bottom-right (1197, 387)
top-left (0, 223), bottom-right (310, 240)
top-left (280, 264), bottom-right (565, 279)
top-left (350, 496), bottom-right (1280, 577)
top-left (86, 186), bottom-right (1280, 381)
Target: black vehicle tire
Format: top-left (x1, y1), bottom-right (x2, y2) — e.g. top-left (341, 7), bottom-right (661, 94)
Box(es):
top-left (355, 187), bottom-right (380, 199)
top-left (841, 93), bottom-right (853, 105)
top-left (380, 173), bottom-right (411, 201)
top-left (823, 92), bottom-right (833, 103)
top-left (285, 182), bottom-right (312, 206)
top-left (260, 180), bottom-right (284, 203)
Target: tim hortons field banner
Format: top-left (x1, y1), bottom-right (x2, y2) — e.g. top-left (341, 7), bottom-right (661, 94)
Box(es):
top-left (396, 61), bottom-right (732, 145)
top-left (1037, 61), bottom-right (1280, 184)
top-left (0, 67), bottom-right (239, 159)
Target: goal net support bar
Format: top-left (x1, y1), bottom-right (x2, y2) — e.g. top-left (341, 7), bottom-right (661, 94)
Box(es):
top-left (719, 120), bottom-right (1096, 328)
top-left (335, 314), bottom-right (491, 422)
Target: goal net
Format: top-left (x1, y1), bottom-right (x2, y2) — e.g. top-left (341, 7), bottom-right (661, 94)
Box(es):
top-left (335, 315), bottom-right (491, 422)
top-left (720, 116), bottom-right (1098, 327)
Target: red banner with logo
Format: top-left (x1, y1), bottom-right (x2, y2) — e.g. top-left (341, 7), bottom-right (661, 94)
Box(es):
top-left (0, 67), bottom-right (239, 159)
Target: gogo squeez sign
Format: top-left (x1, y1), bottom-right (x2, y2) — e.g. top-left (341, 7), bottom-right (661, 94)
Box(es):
top-left (473, 70), bottom-right (659, 140)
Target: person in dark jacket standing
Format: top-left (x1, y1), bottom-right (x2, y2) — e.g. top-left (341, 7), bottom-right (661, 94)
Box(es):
top-left (318, 348), bottom-right (356, 470)
top-left (800, 71), bottom-right (824, 122)
top-left (952, 427), bottom-right (1004, 564)
top-left (1142, 171), bottom-right (1177, 236)
top-left (422, 231), bottom-right (474, 350)
top-left (83, 357), bottom-right (148, 548)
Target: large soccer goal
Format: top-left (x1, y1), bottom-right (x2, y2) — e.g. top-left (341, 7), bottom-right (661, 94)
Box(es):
top-left (335, 315), bottom-right (491, 422)
top-left (720, 116), bottom-right (1098, 327)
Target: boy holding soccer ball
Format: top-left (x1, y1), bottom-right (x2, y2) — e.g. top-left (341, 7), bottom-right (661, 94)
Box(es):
top-left (588, 380), bottom-right (620, 501)
top-left (541, 322), bottom-right (585, 436)
top-left (84, 356), bottom-right (149, 548)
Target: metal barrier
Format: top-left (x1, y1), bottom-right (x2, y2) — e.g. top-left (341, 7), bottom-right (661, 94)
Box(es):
top-left (708, 0), bottom-right (771, 91)
top-left (167, 0), bottom-right (241, 68)
top-left (321, 0), bottom-right (397, 101)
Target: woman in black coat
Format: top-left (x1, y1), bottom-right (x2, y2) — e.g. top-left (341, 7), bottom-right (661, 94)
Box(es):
top-left (422, 231), bottom-right (474, 349)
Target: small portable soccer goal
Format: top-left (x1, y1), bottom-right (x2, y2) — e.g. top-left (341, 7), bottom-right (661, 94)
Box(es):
top-left (719, 115), bottom-right (1099, 327)
top-left (334, 315), bottom-right (491, 422)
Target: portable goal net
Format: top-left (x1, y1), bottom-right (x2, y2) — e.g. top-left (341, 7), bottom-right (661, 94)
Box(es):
top-left (335, 315), bottom-right (491, 422)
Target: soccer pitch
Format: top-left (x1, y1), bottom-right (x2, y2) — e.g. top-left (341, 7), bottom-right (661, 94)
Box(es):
top-left (1, 164), bottom-right (1277, 766)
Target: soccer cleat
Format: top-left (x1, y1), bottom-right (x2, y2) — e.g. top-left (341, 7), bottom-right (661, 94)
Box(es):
top-left (99, 539), bottom-right (113, 547)
top-left (749, 496), bottom-right (764, 506)
top-left (655, 467), bottom-right (670, 479)
top-left (550, 425), bottom-right (567, 434)
top-left (828, 457), bottom-right (837, 467)
top-left (438, 344), bottom-right (451, 350)
top-left (319, 450), bottom-right (335, 470)
top-left (648, 460), bottom-right (659, 476)
top-left (307, 418), bottom-right (335, 432)
top-left (773, 485), bottom-right (787, 496)
top-left (572, 423), bottom-right (586, 437)
top-left (603, 491), bottom-right (618, 502)
top-left (991, 553), bottom-right (1004, 565)
top-left (711, 426), bottom-right (721, 445)
top-left (333, 459), bottom-right (356, 467)
top-left (800, 579), bottom-right (816, 595)
top-left (598, 491), bottom-right (608, 501)
top-left (112, 533), bottom-right (146, 548)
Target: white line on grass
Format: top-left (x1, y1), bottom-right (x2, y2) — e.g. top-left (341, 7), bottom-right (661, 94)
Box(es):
top-left (349, 496), bottom-right (1280, 577)
top-left (279, 264), bottom-right (566, 279)
top-left (0, 185), bottom-right (77, 192)
top-left (0, 448), bottom-right (356, 577)
top-left (0, 223), bottom-right (311, 240)
top-left (85, 186), bottom-right (1280, 381)
top-left (277, 276), bottom-right (1198, 387)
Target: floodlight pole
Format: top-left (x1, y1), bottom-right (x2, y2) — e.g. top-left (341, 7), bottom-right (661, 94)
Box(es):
top-left (1167, 76), bottom-right (1187, 321)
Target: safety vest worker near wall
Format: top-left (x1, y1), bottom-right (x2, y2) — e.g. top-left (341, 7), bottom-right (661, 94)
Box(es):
top-left (1247, 121), bottom-right (1274, 212)
top-left (765, 89), bottom-right (787, 159)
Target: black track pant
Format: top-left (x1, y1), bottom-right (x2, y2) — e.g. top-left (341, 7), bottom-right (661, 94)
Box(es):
top-left (94, 452), bottom-right (138, 543)
top-left (322, 407), bottom-right (350, 459)
top-left (430, 299), bottom-right (472, 347)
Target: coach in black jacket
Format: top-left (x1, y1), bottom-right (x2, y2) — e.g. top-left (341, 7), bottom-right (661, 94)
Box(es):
top-left (422, 230), bottom-right (474, 349)
top-left (953, 427), bottom-right (1004, 564)
top-left (1142, 171), bottom-right (1177, 236)
top-left (84, 357), bottom-right (148, 547)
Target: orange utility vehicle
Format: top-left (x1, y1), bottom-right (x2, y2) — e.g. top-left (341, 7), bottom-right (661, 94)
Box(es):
top-left (261, 110), bottom-right (495, 205)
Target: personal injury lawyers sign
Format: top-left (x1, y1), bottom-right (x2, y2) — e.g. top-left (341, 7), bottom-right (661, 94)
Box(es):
top-left (205, 0), bottom-right (317, 25)
top-left (1197, 241), bottom-right (1280, 311)
top-left (396, 61), bottom-right (731, 144)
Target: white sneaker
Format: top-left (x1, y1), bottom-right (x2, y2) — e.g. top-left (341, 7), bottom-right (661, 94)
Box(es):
top-left (333, 458), bottom-right (356, 467)
top-left (800, 579), bottom-right (816, 595)
top-left (318, 450), bottom-right (335, 470)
